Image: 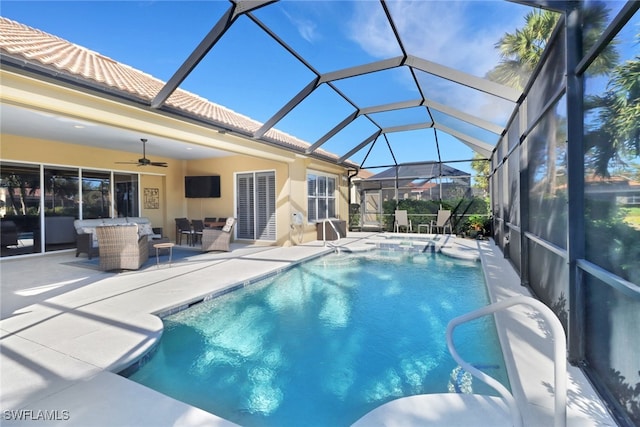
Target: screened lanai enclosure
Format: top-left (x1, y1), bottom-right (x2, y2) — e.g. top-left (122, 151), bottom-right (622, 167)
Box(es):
top-left (146, 2), bottom-right (640, 424)
top-left (1, 0), bottom-right (639, 425)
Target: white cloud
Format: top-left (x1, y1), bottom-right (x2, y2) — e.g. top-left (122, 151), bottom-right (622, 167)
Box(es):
top-left (347, 3), bottom-right (402, 57)
top-left (349, 1), bottom-right (534, 76)
top-left (346, 1), bottom-right (523, 125)
top-left (282, 9), bottom-right (319, 43)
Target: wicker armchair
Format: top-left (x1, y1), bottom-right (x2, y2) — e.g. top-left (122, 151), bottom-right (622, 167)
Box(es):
top-left (201, 218), bottom-right (236, 252)
top-left (96, 225), bottom-right (149, 271)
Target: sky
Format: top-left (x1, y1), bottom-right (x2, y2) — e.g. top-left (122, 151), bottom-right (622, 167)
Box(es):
top-left (1, 1), bottom-right (636, 175)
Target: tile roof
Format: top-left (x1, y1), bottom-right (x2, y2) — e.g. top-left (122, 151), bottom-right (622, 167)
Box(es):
top-left (0, 17), bottom-right (345, 163)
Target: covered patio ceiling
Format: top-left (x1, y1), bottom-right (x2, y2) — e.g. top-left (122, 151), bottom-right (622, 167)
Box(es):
top-left (1, 0), bottom-right (573, 171)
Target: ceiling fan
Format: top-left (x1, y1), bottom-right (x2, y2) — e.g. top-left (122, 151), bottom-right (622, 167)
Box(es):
top-left (116, 138), bottom-right (168, 167)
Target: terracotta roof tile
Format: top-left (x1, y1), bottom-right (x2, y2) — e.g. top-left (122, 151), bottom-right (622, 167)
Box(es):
top-left (0, 17), bottom-right (351, 164)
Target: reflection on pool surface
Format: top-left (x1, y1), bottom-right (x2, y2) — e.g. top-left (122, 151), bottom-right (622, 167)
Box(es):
top-left (125, 250), bottom-right (508, 426)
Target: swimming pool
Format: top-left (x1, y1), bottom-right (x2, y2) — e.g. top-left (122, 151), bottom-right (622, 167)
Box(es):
top-left (125, 250), bottom-right (509, 426)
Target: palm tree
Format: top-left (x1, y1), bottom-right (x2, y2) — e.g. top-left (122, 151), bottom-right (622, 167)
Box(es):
top-left (488, 3), bottom-right (618, 91)
top-left (585, 38), bottom-right (639, 176)
top-left (486, 9), bottom-right (559, 90)
top-left (488, 2), bottom-right (619, 195)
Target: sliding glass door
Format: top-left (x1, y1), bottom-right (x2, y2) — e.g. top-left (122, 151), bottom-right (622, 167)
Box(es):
top-left (0, 162), bottom-right (41, 256)
top-left (0, 161), bottom-right (141, 257)
top-left (44, 166), bottom-right (79, 252)
top-left (236, 171), bottom-right (276, 241)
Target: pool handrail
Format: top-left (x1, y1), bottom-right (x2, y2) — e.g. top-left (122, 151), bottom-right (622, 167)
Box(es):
top-left (446, 295), bottom-right (567, 427)
top-left (322, 218), bottom-right (341, 247)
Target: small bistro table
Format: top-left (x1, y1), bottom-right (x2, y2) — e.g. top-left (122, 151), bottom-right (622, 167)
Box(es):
top-left (153, 242), bottom-right (175, 267)
top-left (418, 224), bottom-right (431, 233)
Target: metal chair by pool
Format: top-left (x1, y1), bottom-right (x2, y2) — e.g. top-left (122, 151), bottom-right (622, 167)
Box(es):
top-left (430, 209), bottom-right (452, 234)
top-left (394, 210), bottom-right (412, 233)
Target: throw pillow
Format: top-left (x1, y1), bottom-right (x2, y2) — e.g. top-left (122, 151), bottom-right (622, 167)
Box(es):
top-left (137, 223), bottom-right (154, 236)
top-left (222, 217), bottom-right (234, 232)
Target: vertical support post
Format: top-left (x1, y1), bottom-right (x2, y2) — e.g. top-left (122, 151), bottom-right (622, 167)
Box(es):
top-left (519, 105), bottom-right (530, 288)
top-left (565, 4), bottom-right (585, 363)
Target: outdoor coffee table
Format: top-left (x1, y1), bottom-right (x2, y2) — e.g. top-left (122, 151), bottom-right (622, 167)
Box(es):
top-left (153, 242), bottom-right (175, 267)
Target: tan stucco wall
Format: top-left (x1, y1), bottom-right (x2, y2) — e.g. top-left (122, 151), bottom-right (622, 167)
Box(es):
top-left (186, 154), bottom-right (349, 246)
top-left (140, 174), bottom-right (167, 233)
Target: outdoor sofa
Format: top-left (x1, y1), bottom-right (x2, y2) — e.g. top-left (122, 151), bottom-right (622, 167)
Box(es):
top-left (74, 217), bottom-right (161, 259)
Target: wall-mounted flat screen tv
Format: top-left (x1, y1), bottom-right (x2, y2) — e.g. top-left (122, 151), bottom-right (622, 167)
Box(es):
top-left (185, 175), bottom-right (221, 198)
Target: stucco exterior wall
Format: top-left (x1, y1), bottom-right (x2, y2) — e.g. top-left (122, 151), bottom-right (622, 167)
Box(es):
top-left (186, 154), bottom-right (349, 246)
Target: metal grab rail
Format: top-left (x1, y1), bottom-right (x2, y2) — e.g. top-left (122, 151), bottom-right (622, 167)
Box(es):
top-left (322, 218), bottom-right (341, 247)
top-left (446, 295), bottom-right (567, 427)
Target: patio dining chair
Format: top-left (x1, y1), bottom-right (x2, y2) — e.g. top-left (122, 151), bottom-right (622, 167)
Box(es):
top-left (191, 219), bottom-right (205, 244)
top-left (175, 218), bottom-right (194, 246)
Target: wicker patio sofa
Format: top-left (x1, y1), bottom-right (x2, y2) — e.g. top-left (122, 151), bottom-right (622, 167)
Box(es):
top-left (95, 224), bottom-right (149, 271)
top-left (74, 217), bottom-right (161, 259)
top-left (201, 217), bottom-right (236, 252)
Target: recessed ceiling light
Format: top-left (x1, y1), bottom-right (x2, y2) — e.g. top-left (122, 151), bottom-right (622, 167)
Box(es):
top-left (73, 124), bottom-right (84, 129)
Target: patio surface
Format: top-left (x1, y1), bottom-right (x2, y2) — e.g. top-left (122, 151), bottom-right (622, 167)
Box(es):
top-left (0, 233), bottom-right (616, 426)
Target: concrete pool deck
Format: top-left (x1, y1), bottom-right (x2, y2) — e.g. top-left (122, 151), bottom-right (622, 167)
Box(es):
top-left (0, 233), bottom-right (616, 426)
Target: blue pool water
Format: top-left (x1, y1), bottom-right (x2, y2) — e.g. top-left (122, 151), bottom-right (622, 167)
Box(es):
top-left (125, 250), bottom-right (509, 426)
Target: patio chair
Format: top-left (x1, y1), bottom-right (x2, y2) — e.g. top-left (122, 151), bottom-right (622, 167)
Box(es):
top-left (1, 220), bottom-right (19, 248)
top-left (96, 224), bottom-right (149, 271)
top-left (202, 217), bottom-right (236, 252)
top-left (394, 210), bottom-right (412, 233)
top-left (191, 219), bottom-right (205, 244)
top-left (175, 218), bottom-right (193, 246)
top-left (430, 209), bottom-right (452, 234)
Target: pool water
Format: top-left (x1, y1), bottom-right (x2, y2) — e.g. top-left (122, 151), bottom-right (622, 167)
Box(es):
top-left (126, 250), bottom-right (509, 426)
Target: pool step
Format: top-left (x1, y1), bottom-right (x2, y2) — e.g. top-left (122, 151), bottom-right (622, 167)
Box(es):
top-left (375, 241), bottom-right (437, 253)
top-left (351, 393), bottom-right (511, 427)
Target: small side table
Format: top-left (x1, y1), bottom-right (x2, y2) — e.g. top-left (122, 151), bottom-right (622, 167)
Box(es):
top-left (418, 224), bottom-right (431, 234)
top-left (153, 242), bottom-right (175, 267)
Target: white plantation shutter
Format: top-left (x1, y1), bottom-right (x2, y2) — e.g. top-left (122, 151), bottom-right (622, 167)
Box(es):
top-left (327, 177), bottom-right (336, 218)
top-left (256, 172), bottom-right (276, 240)
top-left (307, 174), bottom-right (317, 222)
top-left (236, 171), bottom-right (275, 241)
top-left (236, 173), bottom-right (255, 240)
